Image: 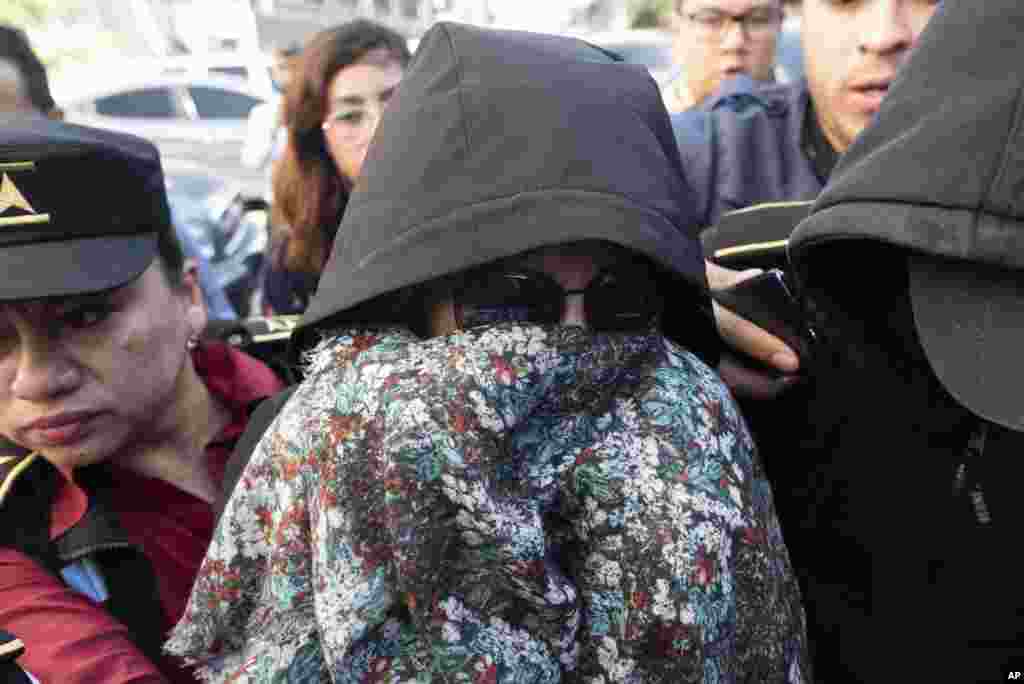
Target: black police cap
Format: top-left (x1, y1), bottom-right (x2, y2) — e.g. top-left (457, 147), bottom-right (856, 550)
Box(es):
top-left (0, 115), bottom-right (172, 301)
top-left (702, 200), bottom-right (813, 272)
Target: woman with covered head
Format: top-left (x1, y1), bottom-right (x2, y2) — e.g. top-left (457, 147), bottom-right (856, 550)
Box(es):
top-left (168, 22), bottom-right (809, 683)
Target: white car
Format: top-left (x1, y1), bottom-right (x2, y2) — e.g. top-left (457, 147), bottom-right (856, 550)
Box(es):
top-left (146, 52), bottom-right (277, 98)
top-left (62, 75), bottom-right (266, 146)
top-left (574, 29), bottom-right (676, 86)
top-left (61, 75), bottom-right (267, 196)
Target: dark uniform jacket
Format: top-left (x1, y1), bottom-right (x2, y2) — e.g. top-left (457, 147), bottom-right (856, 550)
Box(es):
top-left (0, 446), bottom-right (171, 672)
top-left (671, 76), bottom-right (826, 230)
top-left (0, 343), bottom-right (283, 684)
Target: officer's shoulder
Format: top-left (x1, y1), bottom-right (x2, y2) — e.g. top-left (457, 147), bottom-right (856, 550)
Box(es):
top-left (0, 441), bottom-right (38, 510)
top-left (0, 629), bottom-right (25, 662)
top-left (671, 80), bottom-right (801, 142)
top-left (705, 78), bottom-right (802, 118)
top-left (0, 628), bottom-right (34, 683)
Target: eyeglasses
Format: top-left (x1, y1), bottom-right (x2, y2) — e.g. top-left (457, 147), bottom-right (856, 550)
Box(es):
top-left (686, 7), bottom-right (783, 38)
top-left (321, 108), bottom-right (381, 142)
top-left (452, 261), bottom-right (663, 332)
top-left (321, 87), bottom-right (398, 141)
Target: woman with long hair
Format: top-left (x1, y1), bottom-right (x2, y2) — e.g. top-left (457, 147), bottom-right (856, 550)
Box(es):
top-left (260, 20), bottom-right (411, 315)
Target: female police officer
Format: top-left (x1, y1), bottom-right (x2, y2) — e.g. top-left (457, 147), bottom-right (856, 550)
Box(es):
top-left (0, 117), bottom-right (284, 683)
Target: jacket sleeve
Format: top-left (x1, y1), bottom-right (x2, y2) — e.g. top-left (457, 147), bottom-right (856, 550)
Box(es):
top-left (0, 548), bottom-right (168, 684)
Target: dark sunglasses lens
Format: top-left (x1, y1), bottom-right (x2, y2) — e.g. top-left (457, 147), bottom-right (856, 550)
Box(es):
top-left (586, 265), bottom-right (661, 331)
top-left (457, 271), bottom-right (562, 328)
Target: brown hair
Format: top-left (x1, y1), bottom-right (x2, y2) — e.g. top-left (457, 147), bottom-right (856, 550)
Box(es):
top-left (0, 25), bottom-right (56, 114)
top-left (272, 20), bottom-right (411, 274)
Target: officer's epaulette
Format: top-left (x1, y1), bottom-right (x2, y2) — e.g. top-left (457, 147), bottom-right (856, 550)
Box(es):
top-left (0, 440), bottom-right (37, 510)
top-left (706, 79), bottom-right (794, 117)
top-left (0, 629), bottom-right (25, 662)
top-left (702, 201), bottom-right (814, 272)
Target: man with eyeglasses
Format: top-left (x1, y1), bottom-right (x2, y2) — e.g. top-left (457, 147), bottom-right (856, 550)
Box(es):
top-left (687, 0), bottom-right (939, 405)
top-left (686, 0), bottom-right (941, 440)
top-left (675, 0), bottom-right (939, 236)
top-left (664, 0), bottom-right (784, 112)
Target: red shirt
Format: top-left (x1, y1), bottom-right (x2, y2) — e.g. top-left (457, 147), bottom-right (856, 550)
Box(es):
top-left (0, 343), bottom-right (284, 684)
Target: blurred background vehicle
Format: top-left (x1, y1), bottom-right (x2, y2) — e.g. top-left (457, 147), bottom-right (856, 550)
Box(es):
top-left (163, 158), bottom-right (269, 318)
top-left (581, 28), bottom-right (675, 85)
top-left (61, 74), bottom-right (267, 196)
top-left (146, 52), bottom-right (276, 97)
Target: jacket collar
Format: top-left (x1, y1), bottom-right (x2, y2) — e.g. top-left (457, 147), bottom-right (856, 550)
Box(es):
top-left (0, 342), bottom-right (283, 538)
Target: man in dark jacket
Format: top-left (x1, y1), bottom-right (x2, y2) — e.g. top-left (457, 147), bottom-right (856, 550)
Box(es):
top-left (784, 1), bottom-right (1024, 680)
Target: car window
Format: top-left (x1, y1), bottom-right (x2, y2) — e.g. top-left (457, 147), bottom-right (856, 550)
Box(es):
top-left (95, 88), bottom-right (177, 118)
top-left (188, 86), bottom-right (262, 119)
top-left (164, 170), bottom-right (223, 200)
top-left (210, 66), bottom-right (248, 80)
top-left (604, 42), bottom-right (674, 72)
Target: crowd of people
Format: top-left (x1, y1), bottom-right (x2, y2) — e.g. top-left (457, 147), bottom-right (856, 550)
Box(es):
top-left (1, 0), bottom-right (1023, 681)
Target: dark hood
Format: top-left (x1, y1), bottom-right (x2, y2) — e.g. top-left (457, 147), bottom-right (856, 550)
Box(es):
top-left (297, 22), bottom-right (710, 349)
top-left (789, 0), bottom-right (1024, 431)
top-left (790, 0), bottom-right (1024, 269)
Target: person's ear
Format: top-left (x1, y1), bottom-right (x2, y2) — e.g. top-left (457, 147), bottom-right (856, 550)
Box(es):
top-left (181, 259), bottom-right (208, 336)
top-left (427, 294), bottom-right (459, 338)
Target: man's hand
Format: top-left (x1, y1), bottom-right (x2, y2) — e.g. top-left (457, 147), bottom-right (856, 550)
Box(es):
top-left (707, 261), bottom-right (802, 399)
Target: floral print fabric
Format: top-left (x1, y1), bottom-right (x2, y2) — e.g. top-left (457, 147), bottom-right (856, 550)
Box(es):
top-left (167, 324), bottom-right (809, 683)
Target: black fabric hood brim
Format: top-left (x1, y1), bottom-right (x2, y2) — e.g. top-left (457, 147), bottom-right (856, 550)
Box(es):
top-left (301, 188), bottom-right (706, 328)
top-left (788, 0), bottom-right (1024, 430)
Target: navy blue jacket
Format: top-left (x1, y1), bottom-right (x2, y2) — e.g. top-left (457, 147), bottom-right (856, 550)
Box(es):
top-left (671, 76), bottom-right (825, 229)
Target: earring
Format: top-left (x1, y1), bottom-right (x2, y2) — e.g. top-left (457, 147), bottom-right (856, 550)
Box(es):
top-left (186, 334), bottom-right (200, 351)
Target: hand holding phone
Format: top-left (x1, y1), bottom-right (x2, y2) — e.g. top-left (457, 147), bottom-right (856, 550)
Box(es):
top-left (710, 269), bottom-right (816, 372)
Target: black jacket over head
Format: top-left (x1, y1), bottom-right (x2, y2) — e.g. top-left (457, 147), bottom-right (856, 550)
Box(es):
top-left (294, 21), bottom-right (716, 362)
top-left (782, 1), bottom-right (1024, 680)
top-left (791, 0), bottom-right (1024, 433)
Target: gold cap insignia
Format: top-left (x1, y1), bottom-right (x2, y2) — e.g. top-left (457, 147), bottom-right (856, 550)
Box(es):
top-left (0, 162), bottom-right (50, 227)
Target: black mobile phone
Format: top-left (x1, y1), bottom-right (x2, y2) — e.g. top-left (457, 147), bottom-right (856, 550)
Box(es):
top-left (710, 269), bottom-right (816, 367)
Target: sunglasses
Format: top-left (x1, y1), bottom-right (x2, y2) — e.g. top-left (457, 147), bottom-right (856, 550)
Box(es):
top-left (452, 259), bottom-right (663, 332)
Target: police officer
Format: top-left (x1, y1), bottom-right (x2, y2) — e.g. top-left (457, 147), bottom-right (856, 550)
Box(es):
top-left (0, 117), bottom-right (283, 683)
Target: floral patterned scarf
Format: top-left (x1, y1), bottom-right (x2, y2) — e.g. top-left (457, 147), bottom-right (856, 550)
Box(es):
top-left (167, 324), bottom-right (809, 683)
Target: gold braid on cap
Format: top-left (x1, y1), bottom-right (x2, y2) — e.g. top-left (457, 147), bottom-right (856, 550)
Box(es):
top-left (0, 161), bottom-right (50, 227)
top-left (0, 451), bottom-right (39, 508)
